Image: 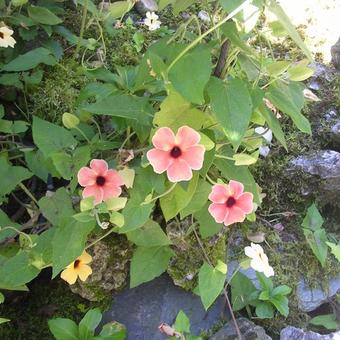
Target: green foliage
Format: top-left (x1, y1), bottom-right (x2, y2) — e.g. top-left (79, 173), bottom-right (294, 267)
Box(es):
top-left (309, 314), bottom-right (338, 330)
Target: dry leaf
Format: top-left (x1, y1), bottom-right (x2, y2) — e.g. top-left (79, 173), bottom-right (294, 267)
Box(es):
top-left (246, 231), bottom-right (266, 243)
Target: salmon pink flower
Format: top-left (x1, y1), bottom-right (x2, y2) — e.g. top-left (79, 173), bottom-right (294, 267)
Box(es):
top-left (244, 243), bottom-right (274, 277)
top-left (146, 126), bottom-right (205, 182)
top-left (77, 159), bottom-right (123, 204)
top-left (208, 180), bottom-right (253, 226)
top-left (60, 251), bottom-right (93, 285)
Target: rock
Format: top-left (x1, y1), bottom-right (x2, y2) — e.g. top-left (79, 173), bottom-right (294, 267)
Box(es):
top-left (331, 37), bottom-right (340, 69)
top-left (135, 0), bottom-right (158, 15)
top-left (198, 10), bottom-right (210, 23)
top-left (331, 123), bottom-right (340, 146)
top-left (288, 150), bottom-right (340, 204)
top-left (309, 62), bottom-right (334, 82)
top-left (297, 276), bottom-right (340, 312)
top-left (69, 236), bottom-right (131, 301)
top-left (280, 326), bottom-right (340, 340)
top-left (212, 317), bottom-right (271, 340)
top-left (102, 274), bottom-right (228, 340)
top-left (308, 80), bottom-right (321, 91)
top-left (227, 260), bottom-right (260, 289)
top-left (324, 109), bottom-right (338, 122)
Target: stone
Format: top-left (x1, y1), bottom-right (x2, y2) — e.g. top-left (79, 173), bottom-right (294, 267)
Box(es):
top-left (288, 150), bottom-right (340, 204)
top-left (296, 276), bottom-right (340, 312)
top-left (309, 62), bottom-right (334, 82)
top-left (69, 236), bottom-right (131, 301)
top-left (280, 326), bottom-right (340, 340)
top-left (198, 10), bottom-right (210, 23)
top-left (331, 37), bottom-right (340, 69)
top-left (331, 123), bottom-right (340, 146)
top-left (102, 274), bottom-right (228, 340)
top-left (211, 317), bottom-right (271, 340)
top-left (134, 0), bottom-right (158, 15)
top-left (227, 260), bottom-right (260, 289)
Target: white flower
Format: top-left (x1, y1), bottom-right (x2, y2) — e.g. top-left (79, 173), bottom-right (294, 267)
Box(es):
top-left (255, 127), bottom-right (272, 143)
top-left (244, 242), bottom-right (274, 278)
top-left (0, 26), bottom-right (16, 48)
top-left (259, 145), bottom-right (270, 158)
top-left (144, 12), bottom-right (161, 31)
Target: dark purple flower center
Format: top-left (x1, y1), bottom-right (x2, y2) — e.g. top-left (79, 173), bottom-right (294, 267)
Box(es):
top-left (226, 197), bottom-right (236, 208)
top-left (0, 32), bottom-right (4, 39)
top-left (74, 260), bottom-right (80, 268)
top-left (170, 146), bottom-right (182, 158)
top-left (96, 176), bottom-right (106, 186)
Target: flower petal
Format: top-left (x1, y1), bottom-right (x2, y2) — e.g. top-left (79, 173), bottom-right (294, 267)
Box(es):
top-left (208, 184), bottom-right (229, 203)
top-left (236, 192), bottom-right (254, 214)
top-left (147, 148), bottom-right (172, 174)
top-left (90, 159), bottom-right (108, 175)
top-left (77, 264), bottom-right (92, 282)
top-left (175, 126), bottom-right (200, 149)
top-left (263, 265), bottom-right (274, 277)
top-left (78, 251), bottom-right (92, 265)
top-left (102, 183), bottom-right (122, 201)
top-left (152, 127), bottom-right (175, 151)
top-left (181, 145), bottom-right (205, 170)
top-left (167, 159), bottom-right (192, 182)
top-left (250, 258), bottom-right (266, 273)
top-left (208, 203), bottom-right (227, 223)
top-left (82, 185), bottom-right (104, 204)
top-left (60, 267), bottom-right (78, 285)
top-left (77, 167), bottom-right (97, 187)
top-left (244, 245), bottom-right (257, 259)
top-left (223, 206), bottom-right (246, 226)
top-left (106, 169), bottom-right (124, 186)
top-left (229, 180), bottom-right (244, 198)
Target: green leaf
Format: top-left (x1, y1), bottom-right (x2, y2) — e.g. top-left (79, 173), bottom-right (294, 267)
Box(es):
top-left (62, 113), bottom-right (80, 129)
top-left (268, 1), bottom-right (312, 61)
top-left (309, 314), bottom-right (337, 330)
top-left (270, 295), bottom-right (289, 317)
top-left (48, 318), bottom-right (79, 340)
top-left (255, 302), bottom-right (274, 318)
top-left (52, 219), bottom-right (95, 278)
top-left (130, 246), bottom-right (174, 288)
top-left (288, 65), bottom-right (314, 81)
top-left (214, 156), bottom-right (260, 204)
top-left (256, 272), bottom-right (274, 292)
top-left (233, 151), bottom-right (259, 166)
top-left (127, 220), bottom-right (171, 247)
top-left (326, 242), bottom-right (340, 262)
top-left (303, 228), bottom-right (328, 267)
top-left (99, 321), bottom-right (127, 339)
top-left (28, 5), bottom-right (62, 25)
top-left (259, 290), bottom-right (271, 300)
top-left (32, 116), bottom-right (77, 158)
top-left (195, 203), bottom-right (223, 239)
top-left (2, 48), bottom-right (57, 72)
top-left (272, 285), bottom-right (292, 296)
top-left (160, 173), bottom-right (199, 221)
top-left (108, 1), bottom-right (134, 19)
top-left (169, 45), bottom-right (212, 105)
top-left (231, 272), bottom-right (257, 311)
top-left (38, 188), bottom-right (74, 226)
top-left (180, 179), bottom-right (211, 219)
top-left (266, 81), bottom-right (311, 134)
top-left (258, 102), bottom-right (287, 150)
top-left (266, 60), bottom-right (290, 77)
top-left (198, 262), bottom-right (226, 310)
top-left (79, 308), bottom-right (102, 340)
top-left (174, 310), bottom-right (190, 333)
top-left (24, 150), bottom-right (50, 183)
top-left (82, 94), bottom-right (151, 126)
top-left (0, 73), bottom-right (23, 89)
top-left (153, 90), bottom-right (208, 130)
top-left (30, 228), bottom-right (55, 268)
top-left (0, 318), bottom-right (10, 325)
top-left (302, 203), bottom-right (324, 231)
top-left (208, 77), bottom-right (253, 149)
top-left (0, 252), bottom-right (40, 288)
top-left (0, 158), bottom-right (32, 198)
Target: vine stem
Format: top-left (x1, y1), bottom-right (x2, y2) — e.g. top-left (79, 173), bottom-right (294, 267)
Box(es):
top-left (141, 182), bottom-right (177, 205)
top-left (85, 227), bottom-right (115, 250)
top-left (192, 226), bottom-right (243, 340)
top-left (74, 0), bottom-right (88, 58)
top-left (166, 0), bottom-right (251, 73)
top-left (18, 183), bottom-right (38, 206)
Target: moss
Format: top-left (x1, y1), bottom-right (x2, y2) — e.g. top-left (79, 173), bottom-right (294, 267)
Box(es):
top-left (166, 220), bottom-right (226, 291)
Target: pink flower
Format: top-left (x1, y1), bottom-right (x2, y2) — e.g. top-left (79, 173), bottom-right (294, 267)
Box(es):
top-left (77, 159), bottom-right (124, 204)
top-left (208, 180), bottom-right (253, 226)
top-left (146, 126), bottom-right (205, 182)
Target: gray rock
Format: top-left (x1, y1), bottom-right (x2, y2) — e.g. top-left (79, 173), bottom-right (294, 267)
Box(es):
top-left (331, 37), bottom-right (340, 69)
top-left (198, 10), bottom-right (210, 23)
top-left (308, 80), bottom-right (321, 91)
top-left (135, 0), bottom-right (158, 15)
top-left (102, 274), bottom-right (228, 340)
top-left (227, 260), bottom-right (260, 289)
top-left (309, 62), bottom-right (334, 82)
top-left (324, 109), bottom-right (338, 122)
top-left (288, 150), bottom-right (340, 204)
top-left (297, 276), bottom-right (340, 312)
top-left (280, 326), bottom-right (340, 340)
top-left (331, 123), bottom-right (340, 146)
top-left (212, 317), bottom-right (271, 340)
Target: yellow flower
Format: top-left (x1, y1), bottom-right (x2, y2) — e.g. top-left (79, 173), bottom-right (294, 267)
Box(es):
top-left (60, 251), bottom-right (92, 285)
top-left (0, 26), bottom-right (16, 48)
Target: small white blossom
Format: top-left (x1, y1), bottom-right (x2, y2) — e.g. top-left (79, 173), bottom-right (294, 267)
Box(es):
top-left (259, 145), bottom-right (270, 158)
top-left (144, 11), bottom-right (161, 31)
top-left (0, 26), bottom-right (16, 48)
top-left (255, 127), bottom-right (273, 143)
top-left (244, 242), bottom-right (274, 278)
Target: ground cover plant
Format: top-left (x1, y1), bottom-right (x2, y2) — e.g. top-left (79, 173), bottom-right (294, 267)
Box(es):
top-left (0, 0), bottom-right (339, 339)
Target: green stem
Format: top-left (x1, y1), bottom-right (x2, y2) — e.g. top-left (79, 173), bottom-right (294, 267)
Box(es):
top-left (166, 0), bottom-right (251, 73)
top-left (141, 182), bottom-right (177, 205)
top-left (74, 0), bottom-right (88, 58)
top-left (85, 227), bottom-right (115, 250)
top-left (19, 183), bottom-right (38, 205)
top-left (74, 126), bottom-right (91, 143)
top-left (215, 154), bottom-right (234, 161)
